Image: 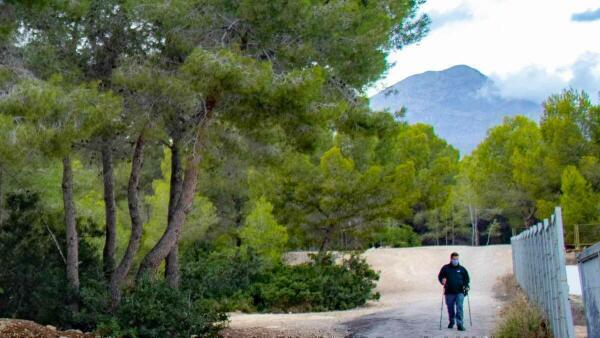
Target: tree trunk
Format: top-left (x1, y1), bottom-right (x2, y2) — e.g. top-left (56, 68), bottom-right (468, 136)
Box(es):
top-left (137, 157), bottom-right (199, 280)
top-left (62, 156), bottom-right (79, 308)
top-left (101, 142), bottom-right (117, 279)
top-left (0, 169), bottom-right (4, 226)
top-left (109, 133), bottom-right (145, 308)
top-left (468, 205), bottom-right (479, 246)
top-left (165, 141), bottom-right (184, 288)
top-left (138, 98), bottom-right (215, 281)
top-left (165, 248), bottom-right (180, 286)
top-left (523, 207), bottom-right (536, 228)
top-left (319, 226), bottom-right (333, 253)
top-left (137, 148), bottom-right (200, 280)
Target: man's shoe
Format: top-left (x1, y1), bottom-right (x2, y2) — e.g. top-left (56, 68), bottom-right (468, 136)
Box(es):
top-left (457, 325), bottom-right (466, 331)
top-left (448, 323), bottom-right (454, 329)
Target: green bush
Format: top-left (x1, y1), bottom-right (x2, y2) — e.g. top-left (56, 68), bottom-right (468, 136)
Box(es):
top-left (250, 253), bottom-right (380, 312)
top-left (181, 243), bottom-right (380, 314)
top-left (181, 242), bottom-right (264, 304)
top-left (373, 224), bottom-right (421, 248)
top-left (0, 191), bottom-right (107, 331)
top-left (97, 279), bottom-right (227, 338)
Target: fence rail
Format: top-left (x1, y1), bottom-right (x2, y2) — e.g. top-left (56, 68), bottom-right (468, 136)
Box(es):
top-left (577, 241), bottom-right (600, 338)
top-left (511, 207), bottom-right (574, 338)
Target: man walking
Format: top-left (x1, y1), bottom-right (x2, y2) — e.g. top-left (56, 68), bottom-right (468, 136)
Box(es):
top-left (438, 252), bottom-right (470, 331)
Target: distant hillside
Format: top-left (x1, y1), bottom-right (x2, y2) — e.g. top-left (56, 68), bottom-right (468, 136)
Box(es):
top-left (370, 65), bottom-right (541, 155)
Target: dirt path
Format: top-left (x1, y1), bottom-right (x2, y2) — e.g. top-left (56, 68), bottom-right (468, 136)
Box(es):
top-left (227, 245), bottom-right (513, 338)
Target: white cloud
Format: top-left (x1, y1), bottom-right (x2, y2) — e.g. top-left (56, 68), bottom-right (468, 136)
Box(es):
top-left (572, 8), bottom-right (600, 22)
top-left (428, 3), bottom-right (473, 30)
top-left (369, 0), bottom-right (600, 102)
top-left (490, 53), bottom-right (600, 103)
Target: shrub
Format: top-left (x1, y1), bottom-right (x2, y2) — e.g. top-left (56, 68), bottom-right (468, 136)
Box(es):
top-left (97, 279), bottom-right (227, 338)
top-left (373, 224), bottom-right (421, 248)
top-left (0, 191), bottom-right (106, 331)
top-left (250, 253), bottom-right (380, 312)
top-left (493, 274), bottom-right (552, 338)
top-left (181, 242), bottom-right (264, 304)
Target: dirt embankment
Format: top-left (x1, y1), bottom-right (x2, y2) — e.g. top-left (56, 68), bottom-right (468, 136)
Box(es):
top-left (0, 319), bottom-right (94, 338)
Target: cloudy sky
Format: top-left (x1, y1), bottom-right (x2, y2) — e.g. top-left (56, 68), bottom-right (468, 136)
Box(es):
top-left (369, 0), bottom-right (600, 103)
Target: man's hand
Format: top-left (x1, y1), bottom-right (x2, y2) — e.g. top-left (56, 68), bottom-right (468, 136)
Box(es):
top-left (463, 286), bottom-right (470, 295)
top-left (441, 278), bottom-right (446, 285)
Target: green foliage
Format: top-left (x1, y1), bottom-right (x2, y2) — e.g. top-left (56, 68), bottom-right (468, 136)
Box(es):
top-left (0, 3), bottom-right (16, 46)
top-left (463, 90), bottom-right (600, 244)
top-left (466, 116), bottom-right (549, 228)
top-left (372, 222), bottom-right (421, 248)
top-left (0, 78), bottom-right (121, 158)
top-left (560, 166), bottom-right (600, 241)
top-left (97, 279), bottom-right (227, 338)
top-left (180, 243), bottom-right (379, 314)
top-left (0, 0), bottom-right (434, 334)
top-left (137, 0), bottom-right (429, 87)
top-left (250, 253), bottom-right (380, 313)
top-left (240, 197), bottom-right (288, 267)
top-left (181, 243), bottom-right (264, 308)
top-left (0, 191), bottom-right (107, 331)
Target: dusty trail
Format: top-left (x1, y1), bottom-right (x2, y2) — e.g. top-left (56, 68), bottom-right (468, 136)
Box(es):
top-left (227, 245), bottom-right (513, 338)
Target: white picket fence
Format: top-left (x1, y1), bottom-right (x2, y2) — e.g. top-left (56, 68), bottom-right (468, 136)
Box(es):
top-left (511, 207), bottom-right (574, 338)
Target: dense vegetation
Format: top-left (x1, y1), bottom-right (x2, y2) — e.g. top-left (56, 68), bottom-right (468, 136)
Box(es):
top-left (1, 0), bottom-right (598, 336)
top-left (463, 90), bottom-right (600, 245)
top-left (0, 0), bottom-right (428, 335)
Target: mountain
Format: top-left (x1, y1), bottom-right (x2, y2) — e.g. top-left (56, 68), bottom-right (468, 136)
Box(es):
top-left (370, 65), bottom-right (541, 155)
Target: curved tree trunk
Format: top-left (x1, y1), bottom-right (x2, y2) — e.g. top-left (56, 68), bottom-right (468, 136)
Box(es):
top-left (137, 157), bottom-right (198, 280)
top-left (138, 98), bottom-right (214, 282)
top-left (165, 247), bottom-right (180, 287)
top-left (62, 156), bottom-right (79, 310)
top-left (137, 150), bottom-right (200, 281)
top-left (101, 142), bottom-right (117, 279)
top-left (109, 132), bottom-right (145, 308)
top-left (165, 141), bottom-right (184, 288)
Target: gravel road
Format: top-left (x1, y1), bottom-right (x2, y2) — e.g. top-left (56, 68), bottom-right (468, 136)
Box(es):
top-left (227, 245), bottom-right (513, 338)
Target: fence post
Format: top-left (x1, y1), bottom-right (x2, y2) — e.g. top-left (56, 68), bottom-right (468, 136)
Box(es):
top-left (555, 208), bottom-right (575, 338)
top-left (574, 224), bottom-right (580, 251)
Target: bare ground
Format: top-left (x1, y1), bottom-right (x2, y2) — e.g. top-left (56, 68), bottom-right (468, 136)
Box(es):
top-left (227, 245), bottom-right (513, 338)
top-left (0, 319), bottom-right (93, 338)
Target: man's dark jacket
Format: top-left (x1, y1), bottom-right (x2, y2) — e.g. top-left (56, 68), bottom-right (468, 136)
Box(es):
top-left (438, 263), bottom-right (470, 295)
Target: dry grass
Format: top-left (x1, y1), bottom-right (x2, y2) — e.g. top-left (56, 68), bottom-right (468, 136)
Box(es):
top-left (492, 274), bottom-right (553, 338)
top-left (493, 273), bottom-right (521, 302)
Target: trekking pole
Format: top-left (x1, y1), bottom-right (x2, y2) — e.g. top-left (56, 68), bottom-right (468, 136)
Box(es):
top-left (467, 294), bottom-right (473, 327)
top-left (439, 294), bottom-right (443, 330)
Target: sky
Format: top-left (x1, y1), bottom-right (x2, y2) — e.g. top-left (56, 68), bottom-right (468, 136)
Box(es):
top-left (368, 0), bottom-right (600, 103)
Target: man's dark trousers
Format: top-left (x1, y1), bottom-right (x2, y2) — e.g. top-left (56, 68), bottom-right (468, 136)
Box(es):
top-left (445, 293), bottom-right (464, 326)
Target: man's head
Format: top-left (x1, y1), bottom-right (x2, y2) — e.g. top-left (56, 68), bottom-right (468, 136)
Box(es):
top-left (450, 252), bottom-right (459, 266)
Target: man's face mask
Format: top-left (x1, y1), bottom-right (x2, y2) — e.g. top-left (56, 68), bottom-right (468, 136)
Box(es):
top-left (451, 258), bottom-right (459, 266)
